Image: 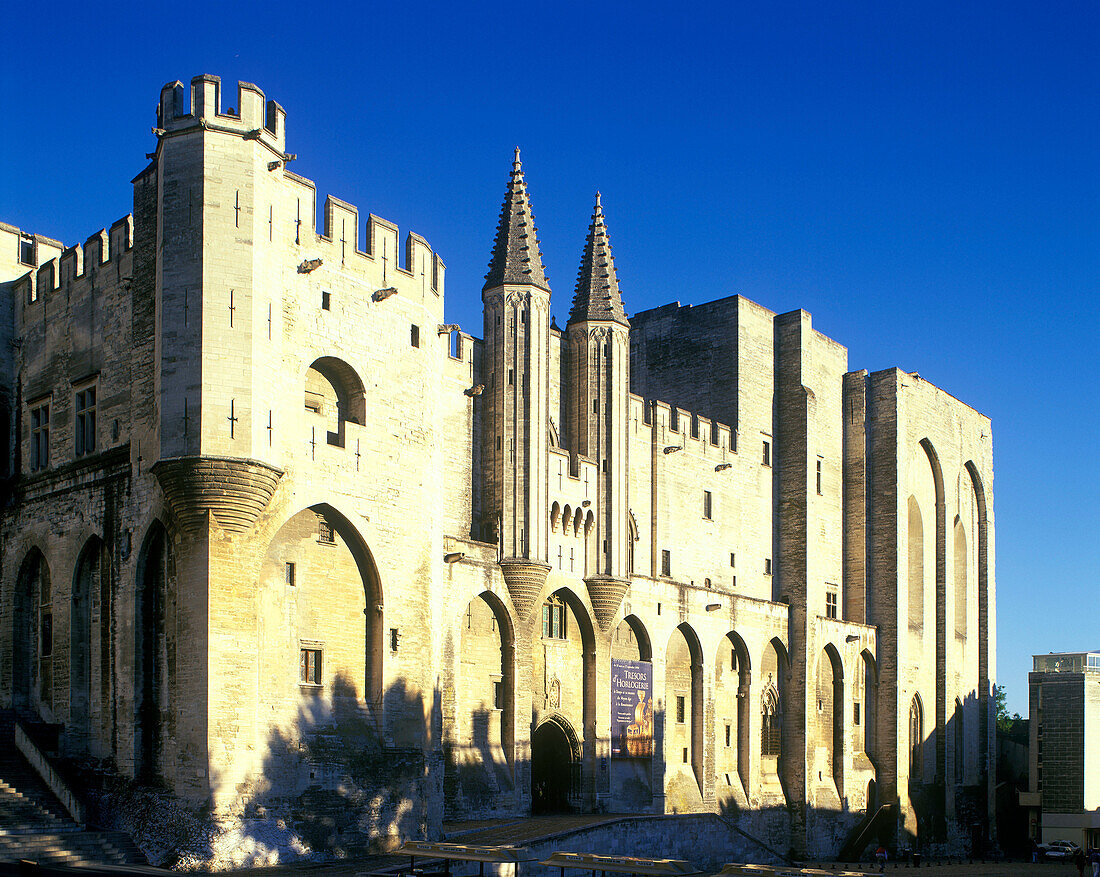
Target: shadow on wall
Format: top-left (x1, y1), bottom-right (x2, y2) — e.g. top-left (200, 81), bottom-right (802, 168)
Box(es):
top-left (70, 673), bottom-right (439, 868)
top-left (905, 687), bottom-right (990, 858)
top-left (255, 671), bottom-right (441, 858)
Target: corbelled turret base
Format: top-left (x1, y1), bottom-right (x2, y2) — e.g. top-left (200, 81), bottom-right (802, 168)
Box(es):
top-left (583, 575), bottom-right (631, 630)
top-left (151, 456), bottom-right (283, 535)
top-left (498, 558), bottom-right (551, 621)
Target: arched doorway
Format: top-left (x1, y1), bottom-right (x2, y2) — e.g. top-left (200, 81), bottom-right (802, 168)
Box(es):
top-left (531, 718), bottom-right (579, 813)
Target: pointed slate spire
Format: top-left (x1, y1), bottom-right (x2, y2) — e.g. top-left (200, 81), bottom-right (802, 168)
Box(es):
top-left (568, 192), bottom-right (628, 326)
top-left (483, 148), bottom-right (550, 292)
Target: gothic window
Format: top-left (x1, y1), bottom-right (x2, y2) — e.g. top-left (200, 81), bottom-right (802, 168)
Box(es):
top-left (542, 596), bottom-right (567, 640)
top-left (910, 695), bottom-right (924, 781)
top-left (762, 684), bottom-right (781, 757)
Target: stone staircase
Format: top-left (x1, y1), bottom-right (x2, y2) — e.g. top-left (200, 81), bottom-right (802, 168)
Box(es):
top-left (0, 710), bottom-right (147, 867)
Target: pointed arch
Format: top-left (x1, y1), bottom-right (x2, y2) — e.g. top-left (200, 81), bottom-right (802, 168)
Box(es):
top-left (453, 589), bottom-right (516, 778)
top-left (716, 631), bottom-right (751, 797)
top-left (626, 511), bottom-right (639, 577)
top-left (70, 536), bottom-right (106, 753)
top-left (304, 356), bottom-right (367, 448)
top-left (964, 459), bottom-right (992, 806)
top-left (919, 437), bottom-right (948, 790)
top-left (909, 692), bottom-right (925, 783)
top-left (954, 518), bottom-right (968, 638)
top-left (260, 503), bottom-right (384, 704)
top-left (860, 649), bottom-right (879, 762)
top-left (760, 637), bottom-right (788, 786)
top-left (13, 549), bottom-right (51, 712)
top-left (135, 520), bottom-right (172, 779)
top-left (818, 644), bottom-right (845, 796)
top-left (907, 495), bottom-right (925, 630)
top-left (611, 614), bottom-right (652, 662)
top-left (665, 622), bottom-right (704, 797)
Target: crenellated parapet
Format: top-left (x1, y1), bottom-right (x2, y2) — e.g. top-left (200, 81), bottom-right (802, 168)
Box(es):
top-left (19, 216), bottom-right (133, 311)
top-left (157, 75), bottom-right (287, 157)
top-left (313, 194), bottom-right (446, 294)
top-left (630, 394), bottom-right (736, 455)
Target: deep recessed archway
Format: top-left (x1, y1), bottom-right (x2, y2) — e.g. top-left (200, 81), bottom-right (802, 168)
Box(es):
top-left (531, 718), bottom-right (579, 813)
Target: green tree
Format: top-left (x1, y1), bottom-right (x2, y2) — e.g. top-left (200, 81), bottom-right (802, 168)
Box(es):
top-left (994, 684), bottom-right (1024, 733)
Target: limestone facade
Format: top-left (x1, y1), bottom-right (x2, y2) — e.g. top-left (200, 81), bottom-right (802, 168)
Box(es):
top-left (0, 75), bottom-right (995, 857)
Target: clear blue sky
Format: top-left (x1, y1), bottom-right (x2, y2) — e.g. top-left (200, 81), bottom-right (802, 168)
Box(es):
top-left (3, 1), bottom-right (1097, 716)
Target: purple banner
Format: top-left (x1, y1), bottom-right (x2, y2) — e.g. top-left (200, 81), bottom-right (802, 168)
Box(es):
top-left (611, 658), bottom-right (653, 758)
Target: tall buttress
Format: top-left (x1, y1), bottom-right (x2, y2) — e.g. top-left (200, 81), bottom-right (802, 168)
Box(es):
top-left (482, 149), bottom-right (553, 619)
top-left (568, 193), bottom-right (631, 629)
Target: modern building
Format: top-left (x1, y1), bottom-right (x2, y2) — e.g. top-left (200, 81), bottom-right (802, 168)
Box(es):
top-left (0, 75), bottom-right (996, 858)
top-left (1023, 651), bottom-right (1100, 849)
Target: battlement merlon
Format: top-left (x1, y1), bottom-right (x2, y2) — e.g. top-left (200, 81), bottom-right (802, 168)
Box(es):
top-left (157, 76), bottom-right (287, 156)
top-left (628, 394), bottom-right (735, 452)
top-left (318, 196), bottom-right (445, 293)
top-left (24, 216), bottom-right (133, 307)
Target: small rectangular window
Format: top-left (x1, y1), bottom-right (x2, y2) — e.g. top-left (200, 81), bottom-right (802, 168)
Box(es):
top-left (826, 590), bottom-right (838, 619)
top-left (854, 702), bottom-right (861, 725)
top-left (661, 549), bottom-right (671, 577)
top-left (676, 695), bottom-right (686, 724)
top-left (410, 324), bottom-right (420, 347)
top-left (593, 399), bottom-right (598, 413)
top-left (816, 459), bottom-right (823, 495)
top-left (390, 628), bottom-right (399, 651)
top-left (300, 648), bottom-right (322, 685)
top-left (508, 369), bottom-right (514, 386)
top-left (725, 724), bottom-right (731, 747)
top-left (762, 440), bottom-right (771, 466)
top-left (318, 520), bottom-right (335, 544)
top-left (493, 680), bottom-right (504, 710)
top-left (730, 552), bottom-right (736, 567)
top-left (682, 747), bottom-right (689, 764)
top-left (19, 237), bottom-right (35, 267)
top-left (285, 562), bottom-right (296, 586)
top-left (321, 290), bottom-right (331, 310)
top-left (703, 490), bottom-right (713, 520)
top-left (764, 557), bottom-right (772, 576)
top-left (30, 402), bottom-right (50, 471)
top-left (75, 386), bottom-right (96, 457)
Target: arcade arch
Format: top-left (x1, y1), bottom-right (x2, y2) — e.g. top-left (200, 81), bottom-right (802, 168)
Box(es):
top-left (715, 631), bottom-right (751, 800)
top-left (665, 623), bottom-right (703, 800)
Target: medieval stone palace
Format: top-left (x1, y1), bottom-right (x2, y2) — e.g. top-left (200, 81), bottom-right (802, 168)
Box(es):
top-left (0, 76), bottom-right (995, 858)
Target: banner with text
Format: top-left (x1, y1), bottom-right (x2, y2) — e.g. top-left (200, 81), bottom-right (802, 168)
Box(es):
top-left (611, 658), bottom-right (653, 758)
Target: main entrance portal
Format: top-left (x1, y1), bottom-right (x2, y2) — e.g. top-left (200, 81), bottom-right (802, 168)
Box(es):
top-left (531, 720), bottom-right (580, 813)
